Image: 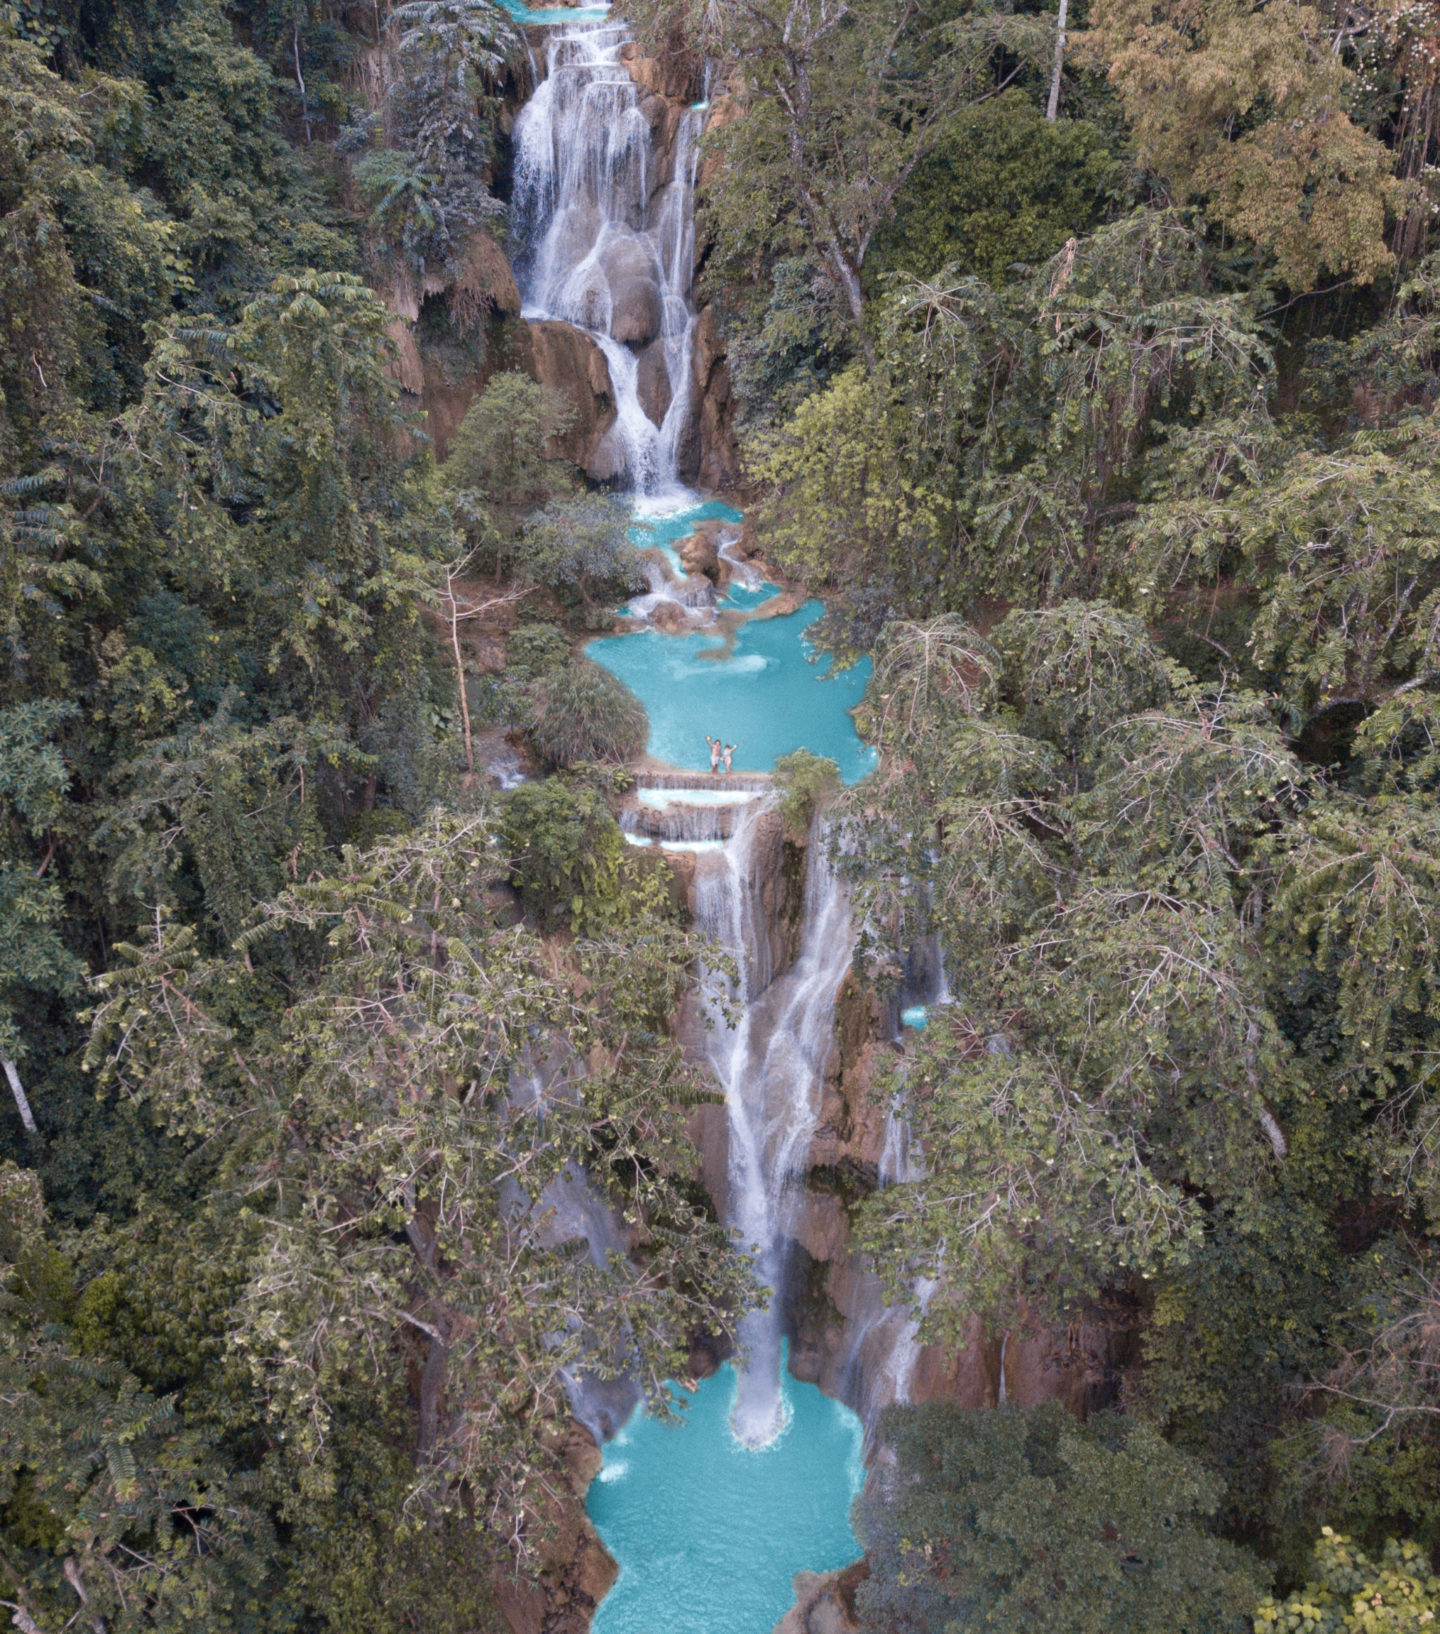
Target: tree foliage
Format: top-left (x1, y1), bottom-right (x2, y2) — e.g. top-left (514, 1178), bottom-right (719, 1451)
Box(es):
top-left (856, 1400), bottom-right (1269, 1633)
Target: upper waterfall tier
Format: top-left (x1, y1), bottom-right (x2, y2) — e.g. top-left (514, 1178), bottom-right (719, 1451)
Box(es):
top-left (512, 20), bottom-right (702, 499)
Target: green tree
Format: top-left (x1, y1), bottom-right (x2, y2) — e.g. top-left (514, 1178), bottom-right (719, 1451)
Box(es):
top-left (1255, 1529), bottom-right (1440, 1632)
top-left (856, 1400), bottom-right (1268, 1633)
top-left (83, 811), bottom-right (746, 1551)
top-left (1082, 0), bottom-right (1396, 288)
top-left (682, 0), bottom-right (1052, 361)
top-left (441, 370), bottom-right (577, 508)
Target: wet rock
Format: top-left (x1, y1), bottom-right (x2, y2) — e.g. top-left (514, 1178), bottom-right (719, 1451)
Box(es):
top-left (586, 425), bottom-right (632, 485)
top-left (677, 525), bottom-right (719, 576)
top-left (612, 281), bottom-right (663, 345)
top-left (686, 1100), bottom-right (729, 1210)
top-left (493, 1572), bottom-right (545, 1634)
top-left (635, 337), bottom-right (673, 427)
top-left (521, 319), bottom-right (617, 475)
top-left (909, 1317), bottom-right (1002, 1408)
top-left (564, 1425), bottom-right (604, 1489)
top-left (749, 590), bottom-right (805, 622)
top-left (685, 303), bottom-right (741, 489)
top-left (1002, 1316), bottom-right (1118, 1416)
top-left (687, 1334), bottom-right (727, 1379)
top-left (618, 36), bottom-right (704, 103)
top-left (574, 1536), bottom-right (619, 1606)
top-left (601, 240), bottom-right (664, 345)
top-left (773, 1562), bottom-right (869, 1634)
top-left (794, 1191), bottom-right (849, 1263)
top-left (648, 598), bottom-right (692, 633)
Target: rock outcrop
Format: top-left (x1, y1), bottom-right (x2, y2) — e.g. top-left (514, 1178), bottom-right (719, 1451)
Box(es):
top-left (516, 319), bottom-right (620, 479)
top-left (493, 1425), bottom-right (616, 1634)
top-left (687, 304), bottom-right (742, 490)
top-left (635, 338), bottom-right (673, 428)
top-left (772, 1562), bottom-right (870, 1634)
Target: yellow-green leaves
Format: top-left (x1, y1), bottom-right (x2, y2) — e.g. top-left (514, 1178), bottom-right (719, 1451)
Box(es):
top-left (1255, 1530), bottom-right (1440, 1631)
top-left (1084, 0), bottom-right (1396, 288)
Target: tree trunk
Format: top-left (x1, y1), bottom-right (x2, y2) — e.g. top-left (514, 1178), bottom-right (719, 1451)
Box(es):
top-left (832, 253), bottom-right (876, 370)
top-left (1047, 0), bottom-right (1069, 121)
top-left (2, 1055), bottom-right (36, 1136)
top-left (417, 1318), bottom-right (449, 1458)
top-left (447, 574), bottom-right (475, 775)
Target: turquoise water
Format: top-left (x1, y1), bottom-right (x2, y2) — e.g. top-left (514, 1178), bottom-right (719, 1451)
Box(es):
top-left (588, 1363), bottom-right (864, 1634)
top-left (588, 601), bottom-right (877, 783)
top-left (496, 0), bottom-right (609, 23)
top-left (629, 500), bottom-right (744, 575)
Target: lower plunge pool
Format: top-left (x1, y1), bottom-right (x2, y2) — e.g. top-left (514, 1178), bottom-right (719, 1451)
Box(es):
top-left (587, 1362), bottom-right (864, 1634)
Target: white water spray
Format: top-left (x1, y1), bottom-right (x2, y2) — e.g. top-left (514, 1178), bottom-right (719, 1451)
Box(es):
top-left (695, 809), bottom-right (855, 1445)
top-left (512, 21), bottom-right (702, 499)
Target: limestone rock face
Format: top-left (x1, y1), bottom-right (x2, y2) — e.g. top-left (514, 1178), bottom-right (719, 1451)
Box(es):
top-left (599, 237), bottom-right (664, 345)
top-left (686, 1100), bottom-right (729, 1208)
top-left (519, 319), bottom-right (619, 479)
top-left (494, 1423), bottom-right (617, 1634)
top-left (676, 523), bottom-right (720, 576)
top-left (772, 1562), bottom-right (869, 1634)
top-left (619, 35), bottom-right (704, 104)
top-left (685, 304), bottom-right (741, 490)
top-left (635, 337), bottom-right (673, 428)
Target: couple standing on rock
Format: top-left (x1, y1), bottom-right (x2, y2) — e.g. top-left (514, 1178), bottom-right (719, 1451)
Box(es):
top-left (705, 735), bottom-right (737, 774)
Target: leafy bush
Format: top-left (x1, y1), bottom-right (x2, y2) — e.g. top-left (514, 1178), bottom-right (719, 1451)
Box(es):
top-left (1254, 1530), bottom-right (1439, 1632)
top-left (528, 662), bottom-right (647, 770)
top-left (857, 1400), bottom-right (1269, 1634)
top-left (505, 621), bottom-right (572, 681)
top-left (773, 748), bottom-right (840, 833)
top-left (496, 778), bottom-right (628, 933)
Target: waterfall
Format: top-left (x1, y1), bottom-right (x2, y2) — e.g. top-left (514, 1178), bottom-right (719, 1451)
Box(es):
top-left (512, 20), bottom-right (702, 500)
top-left (695, 808), bottom-right (855, 1446)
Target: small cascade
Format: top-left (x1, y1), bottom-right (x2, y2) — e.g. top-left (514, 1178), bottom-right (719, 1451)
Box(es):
top-left (840, 1273), bottom-right (940, 1434)
top-left (512, 21), bottom-right (703, 499)
top-left (879, 929), bottom-right (951, 1181)
top-left (626, 554), bottom-right (718, 628)
top-left (621, 790), bottom-right (748, 845)
top-left (696, 810), bottom-right (856, 1446)
top-left (718, 529), bottom-right (763, 591)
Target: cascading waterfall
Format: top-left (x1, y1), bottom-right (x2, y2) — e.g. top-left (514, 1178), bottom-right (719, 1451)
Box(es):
top-left (512, 20), bottom-right (702, 499)
top-left (505, 11), bottom-right (905, 1469)
top-left (695, 807), bottom-right (856, 1446)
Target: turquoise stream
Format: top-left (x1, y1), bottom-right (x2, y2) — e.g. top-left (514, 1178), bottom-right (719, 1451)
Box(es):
top-left (588, 507), bottom-right (877, 784)
top-left (588, 1363), bottom-right (864, 1634)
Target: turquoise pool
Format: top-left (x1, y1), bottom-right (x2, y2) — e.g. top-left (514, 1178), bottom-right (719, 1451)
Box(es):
top-left (588, 1362), bottom-right (864, 1634)
top-left (495, 0), bottom-right (609, 23)
top-left (587, 600), bottom-right (876, 784)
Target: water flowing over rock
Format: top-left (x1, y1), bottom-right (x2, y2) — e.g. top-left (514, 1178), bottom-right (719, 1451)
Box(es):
top-left (694, 806), bottom-right (856, 1446)
top-left (511, 20), bottom-right (703, 497)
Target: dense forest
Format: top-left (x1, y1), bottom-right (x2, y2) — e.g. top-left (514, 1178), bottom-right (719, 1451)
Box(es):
top-left (3, 0), bottom-right (1440, 1629)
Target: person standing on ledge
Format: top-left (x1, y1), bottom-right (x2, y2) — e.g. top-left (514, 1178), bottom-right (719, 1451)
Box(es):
top-left (722, 743), bottom-right (737, 773)
top-left (706, 734), bottom-right (722, 774)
